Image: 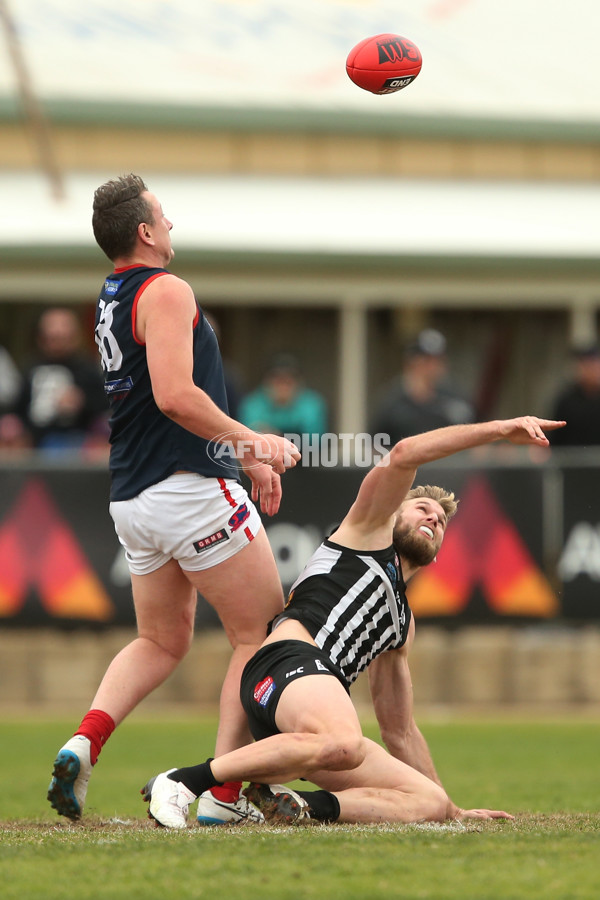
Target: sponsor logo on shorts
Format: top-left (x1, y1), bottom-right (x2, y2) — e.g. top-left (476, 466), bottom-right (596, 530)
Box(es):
top-left (285, 660), bottom-right (329, 677)
top-left (285, 666), bottom-right (304, 678)
top-left (193, 529), bottom-right (230, 553)
top-left (228, 503), bottom-right (250, 532)
top-left (253, 676), bottom-right (275, 707)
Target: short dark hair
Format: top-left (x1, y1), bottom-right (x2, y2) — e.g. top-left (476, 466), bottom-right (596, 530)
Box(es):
top-left (92, 173), bottom-right (152, 261)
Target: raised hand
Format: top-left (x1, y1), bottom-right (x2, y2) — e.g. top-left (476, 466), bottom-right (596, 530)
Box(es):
top-left (499, 416), bottom-right (566, 446)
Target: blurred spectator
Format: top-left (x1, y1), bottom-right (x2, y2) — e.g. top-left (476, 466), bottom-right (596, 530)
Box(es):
top-left (548, 342), bottom-right (600, 446)
top-left (370, 328), bottom-right (475, 444)
top-left (14, 307), bottom-right (108, 452)
top-left (0, 344), bottom-right (22, 413)
top-left (0, 345), bottom-right (29, 451)
top-left (239, 352), bottom-right (327, 437)
top-left (0, 413), bottom-right (31, 453)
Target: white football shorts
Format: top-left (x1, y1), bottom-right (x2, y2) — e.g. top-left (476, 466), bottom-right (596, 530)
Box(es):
top-left (109, 473), bottom-right (262, 575)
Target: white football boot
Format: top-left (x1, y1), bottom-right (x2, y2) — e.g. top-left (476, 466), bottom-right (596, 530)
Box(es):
top-left (141, 769), bottom-right (197, 829)
top-left (196, 787), bottom-right (265, 825)
top-left (47, 735), bottom-right (93, 820)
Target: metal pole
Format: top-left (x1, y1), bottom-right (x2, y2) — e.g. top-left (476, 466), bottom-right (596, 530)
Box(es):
top-left (0, 0), bottom-right (65, 200)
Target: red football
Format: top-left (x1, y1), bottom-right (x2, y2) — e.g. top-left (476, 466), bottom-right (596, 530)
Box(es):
top-left (346, 33), bottom-right (422, 95)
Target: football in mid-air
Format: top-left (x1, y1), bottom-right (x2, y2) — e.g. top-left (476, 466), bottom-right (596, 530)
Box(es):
top-left (346, 33), bottom-right (422, 95)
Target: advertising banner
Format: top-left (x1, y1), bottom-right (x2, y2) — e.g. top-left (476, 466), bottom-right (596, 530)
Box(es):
top-left (0, 461), bottom-right (596, 628)
top-left (556, 466), bottom-right (600, 620)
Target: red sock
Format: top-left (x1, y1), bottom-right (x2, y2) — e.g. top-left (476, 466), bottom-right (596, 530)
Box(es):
top-left (210, 781), bottom-right (242, 804)
top-left (74, 709), bottom-right (116, 765)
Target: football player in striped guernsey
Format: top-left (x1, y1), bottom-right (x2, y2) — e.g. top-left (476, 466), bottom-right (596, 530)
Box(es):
top-left (143, 415), bottom-right (564, 828)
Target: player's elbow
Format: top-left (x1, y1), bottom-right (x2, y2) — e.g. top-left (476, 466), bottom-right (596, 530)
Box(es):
top-left (387, 439), bottom-right (419, 471)
top-left (153, 387), bottom-right (187, 421)
top-left (155, 399), bottom-right (180, 422)
top-left (379, 726), bottom-right (411, 760)
top-left (378, 710), bottom-right (417, 761)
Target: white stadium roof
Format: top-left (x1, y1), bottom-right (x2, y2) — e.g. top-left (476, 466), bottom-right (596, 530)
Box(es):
top-left (0, 0), bottom-right (599, 124)
top-left (3, 171), bottom-right (600, 261)
top-left (1, 2), bottom-right (599, 265)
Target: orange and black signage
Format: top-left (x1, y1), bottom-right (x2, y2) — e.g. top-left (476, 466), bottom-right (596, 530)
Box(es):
top-left (0, 462), bottom-right (598, 627)
top-left (0, 478), bottom-right (113, 622)
top-left (407, 476), bottom-right (558, 618)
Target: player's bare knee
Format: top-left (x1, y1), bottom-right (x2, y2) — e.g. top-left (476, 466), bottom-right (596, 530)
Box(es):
top-left (318, 733), bottom-right (365, 771)
top-left (141, 627), bottom-right (193, 662)
top-left (171, 635), bottom-right (194, 661)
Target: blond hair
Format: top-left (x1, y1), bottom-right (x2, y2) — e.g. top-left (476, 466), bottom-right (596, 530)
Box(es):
top-left (404, 484), bottom-right (459, 520)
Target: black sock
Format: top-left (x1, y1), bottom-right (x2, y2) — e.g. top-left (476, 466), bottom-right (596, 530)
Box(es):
top-left (295, 789), bottom-right (341, 823)
top-left (167, 758), bottom-right (223, 796)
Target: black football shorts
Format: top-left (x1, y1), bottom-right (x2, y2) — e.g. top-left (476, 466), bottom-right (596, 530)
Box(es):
top-left (240, 639), bottom-right (349, 741)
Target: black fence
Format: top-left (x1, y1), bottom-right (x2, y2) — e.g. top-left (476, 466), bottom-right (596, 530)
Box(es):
top-left (0, 450), bottom-right (599, 628)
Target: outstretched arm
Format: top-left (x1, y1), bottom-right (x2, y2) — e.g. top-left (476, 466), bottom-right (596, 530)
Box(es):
top-left (336, 417), bottom-right (565, 546)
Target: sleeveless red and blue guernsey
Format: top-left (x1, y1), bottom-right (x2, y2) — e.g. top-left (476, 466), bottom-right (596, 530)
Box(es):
top-left (94, 265), bottom-right (239, 501)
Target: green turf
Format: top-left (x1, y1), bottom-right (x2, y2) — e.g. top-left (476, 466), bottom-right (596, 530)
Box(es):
top-left (1, 715), bottom-right (599, 899)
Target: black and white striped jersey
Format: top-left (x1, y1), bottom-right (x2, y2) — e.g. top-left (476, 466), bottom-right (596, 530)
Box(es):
top-left (272, 537), bottom-right (412, 686)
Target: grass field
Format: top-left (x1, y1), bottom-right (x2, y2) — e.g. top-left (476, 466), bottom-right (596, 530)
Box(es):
top-left (1, 713), bottom-right (599, 899)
